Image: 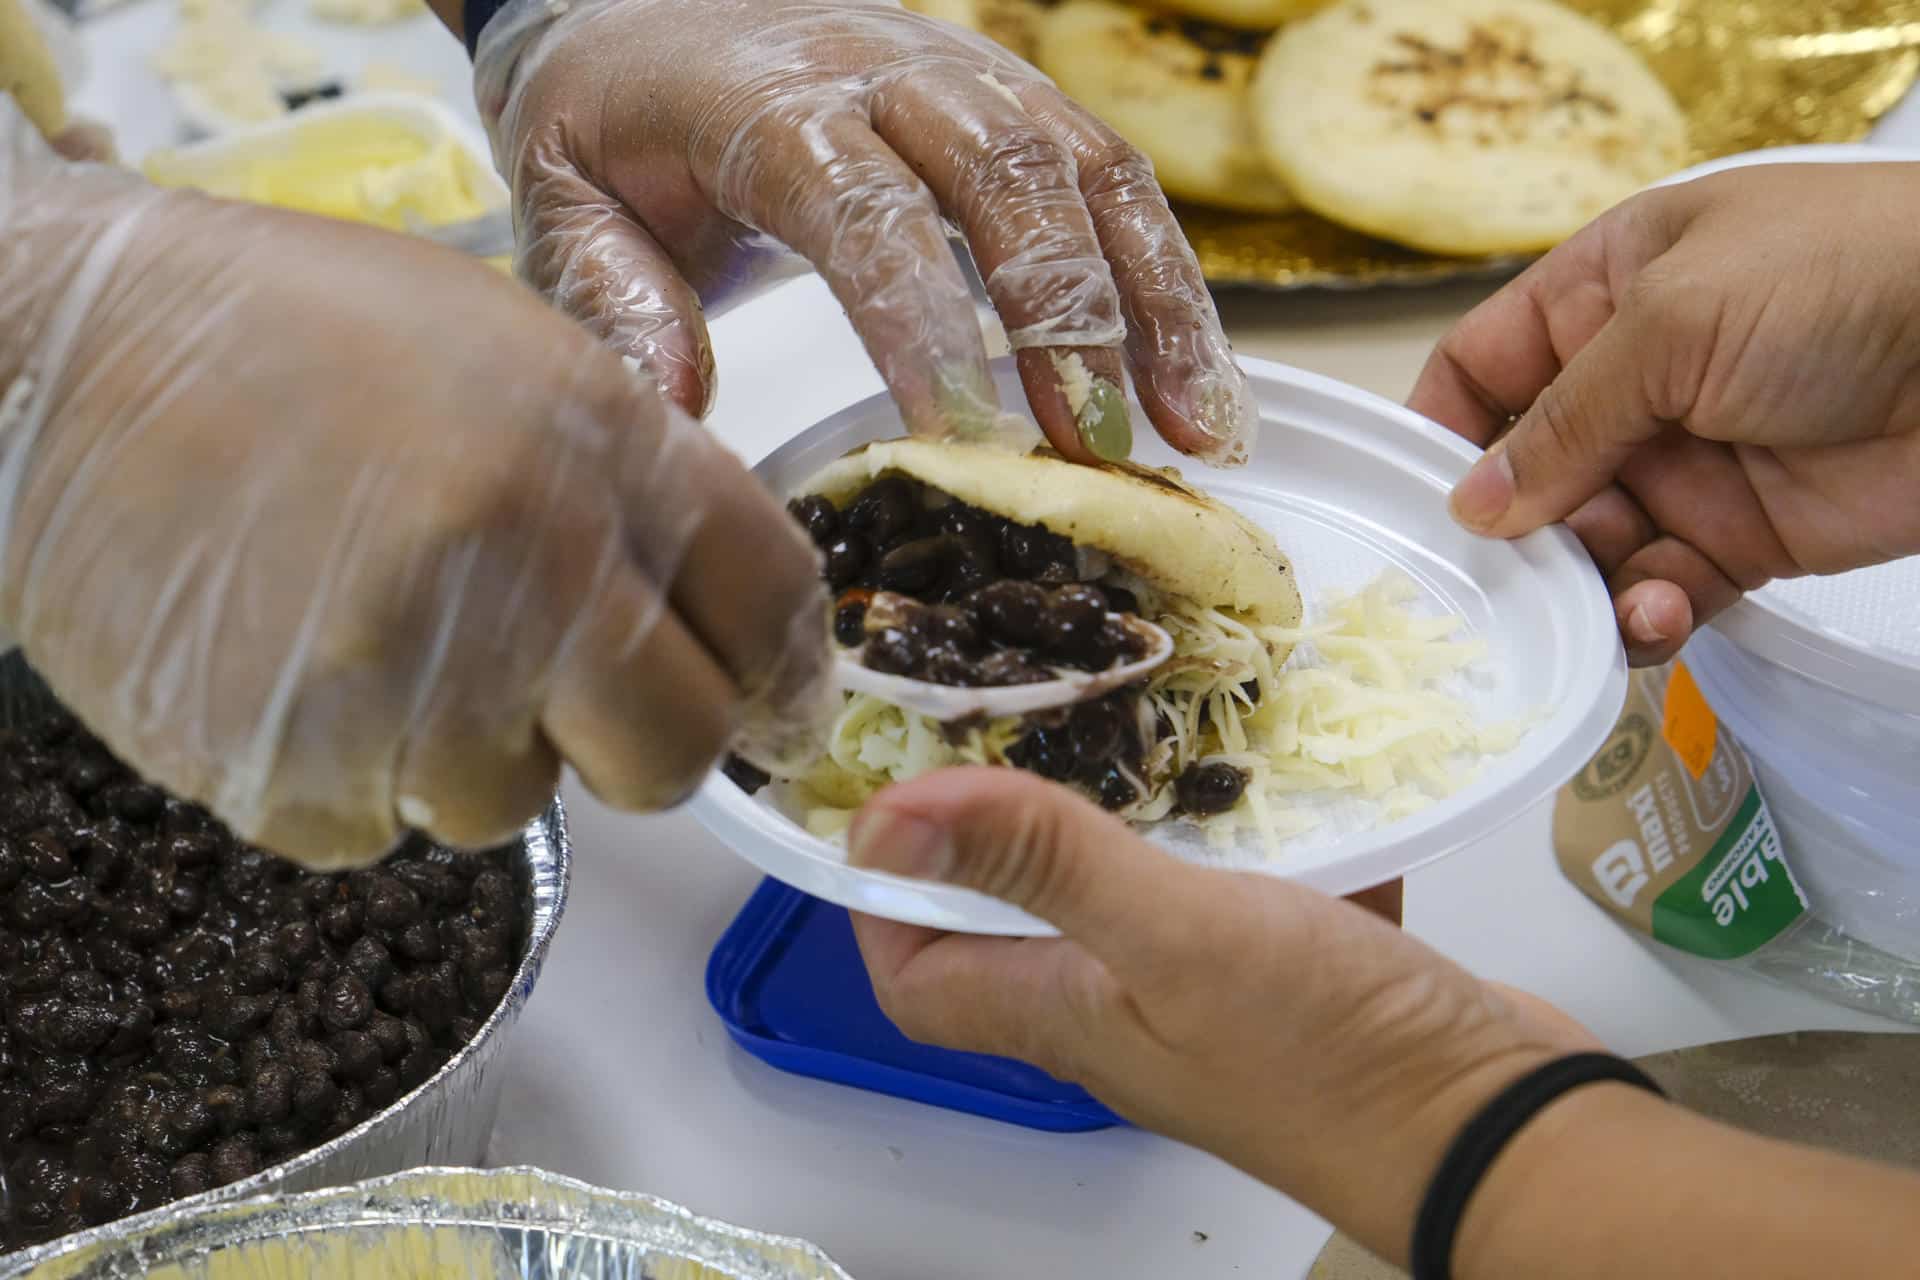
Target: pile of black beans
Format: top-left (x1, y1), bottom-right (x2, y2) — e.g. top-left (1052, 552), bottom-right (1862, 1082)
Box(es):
top-left (762, 474), bottom-right (1251, 817)
top-left (0, 709), bottom-right (526, 1252)
top-left (787, 477), bottom-right (1145, 688)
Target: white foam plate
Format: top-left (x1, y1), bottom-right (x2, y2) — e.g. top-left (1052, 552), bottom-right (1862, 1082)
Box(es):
top-left (688, 356), bottom-right (1627, 935)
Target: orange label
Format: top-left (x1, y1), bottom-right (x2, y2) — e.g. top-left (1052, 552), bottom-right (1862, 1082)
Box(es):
top-left (1662, 661), bottom-right (1719, 780)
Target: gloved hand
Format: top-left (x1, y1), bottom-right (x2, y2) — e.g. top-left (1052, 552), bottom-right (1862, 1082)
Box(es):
top-left (471, 0), bottom-right (1256, 467)
top-left (1412, 163), bottom-right (1920, 666)
top-left (0, 99), bottom-right (832, 867)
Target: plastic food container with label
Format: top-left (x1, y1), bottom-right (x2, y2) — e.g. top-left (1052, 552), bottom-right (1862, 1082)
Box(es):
top-left (1684, 559), bottom-right (1920, 969)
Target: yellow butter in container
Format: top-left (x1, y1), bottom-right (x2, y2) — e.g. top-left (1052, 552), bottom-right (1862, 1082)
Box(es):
top-left (142, 94), bottom-right (511, 266)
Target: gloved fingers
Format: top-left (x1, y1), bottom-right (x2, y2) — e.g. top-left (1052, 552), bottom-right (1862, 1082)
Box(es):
top-left (711, 107), bottom-right (1022, 447)
top-left (540, 558), bottom-right (737, 812)
top-left (515, 147), bottom-right (717, 418)
top-left (1014, 85), bottom-right (1258, 467)
top-left (392, 690), bottom-right (564, 851)
top-left (870, 66), bottom-right (1131, 464)
top-left (610, 382), bottom-right (835, 773)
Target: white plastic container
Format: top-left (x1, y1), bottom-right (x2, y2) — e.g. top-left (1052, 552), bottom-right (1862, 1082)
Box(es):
top-left (1687, 587), bottom-right (1920, 966)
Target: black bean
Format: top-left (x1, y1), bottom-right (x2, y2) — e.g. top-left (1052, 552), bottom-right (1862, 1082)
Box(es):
top-left (833, 599), bottom-right (869, 647)
top-left (393, 861), bottom-right (465, 907)
top-left (246, 1064), bottom-right (294, 1124)
top-left (822, 533), bottom-right (873, 589)
top-left (62, 754), bottom-right (114, 799)
top-left (971, 581), bottom-right (1050, 646)
top-left (21, 829), bottom-right (70, 880)
top-left (0, 839), bottom-right (23, 892)
top-left (169, 1152), bottom-right (212, 1199)
top-left (907, 604), bottom-right (982, 655)
top-left (276, 919), bottom-right (319, 965)
top-left (363, 1065), bottom-right (401, 1109)
top-left (1000, 522), bottom-right (1074, 580)
top-left (204, 1084), bottom-right (246, 1136)
top-left (104, 783), bottom-right (165, 825)
top-left (1097, 768), bottom-right (1140, 811)
top-left (1068, 700), bottom-right (1129, 763)
top-left (114, 898), bottom-right (171, 946)
top-left (845, 477), bottom-right (916, 547)
top-left (293, 1070), bottom-right (338, 1122)
top-left (862, 628), bottom-right (920, 676)
top-left (1010, 729), bottom-right (1077, 782)
top-left (320, 974), bottom-right (373, 1033)
top-left (165, 879), bottom-right (205, 921)
top-left (1102, 585), bottom-right (1140, 616)
top-left (105, 1001), bottom-right (155, 1056)
top-left (59, 969), bottom-right (112, 1004)
top-left (466, 966), bottom-right (514, 1014)
top-left (471, 869), bottom-right (516, 922)
top-left (319, 901), bottom-right (362, 945)
top-left (207, 1136), bottom-right (258, 1187)
top-left (166, 832), bottom-right (219, 869)
top-left (331, 1029), bottom-right (381, 1082)
top-left (786, 495), bottom-right (840, 547)
top-left (144, 1095), bottom-right (213, 1157)
top-left (343, 936), bottom-right (394, 991)
top-left (876, 536), bottom-right (950, 594)
top-left (1174, 763), bottom-right (1249, 816)
top-left (1039, 585), bottom-right (1108, 664)
top-left (231, 944), bottom-right (288, 995)
top-left (393, 920), bottom-right (441, 964)
top-left (203, 992), bottom-right (272, 1041)
top-left (369, 1016), bottom-right (411, 1063)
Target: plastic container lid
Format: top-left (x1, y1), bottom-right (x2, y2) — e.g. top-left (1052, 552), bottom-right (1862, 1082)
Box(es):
top-left (706, 878), bottom-right (1121, 1132)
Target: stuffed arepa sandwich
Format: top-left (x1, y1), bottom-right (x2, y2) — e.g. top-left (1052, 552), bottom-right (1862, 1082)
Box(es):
top-left (726, 437), bottom-right (1318, 844)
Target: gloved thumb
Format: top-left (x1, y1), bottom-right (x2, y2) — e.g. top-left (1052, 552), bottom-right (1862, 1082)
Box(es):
top-left (1448, 302), bottom-right (1668, 540)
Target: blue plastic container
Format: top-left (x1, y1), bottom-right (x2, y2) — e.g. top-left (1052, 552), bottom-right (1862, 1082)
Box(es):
top-left (706, 879), bottom-right (1122, 1132)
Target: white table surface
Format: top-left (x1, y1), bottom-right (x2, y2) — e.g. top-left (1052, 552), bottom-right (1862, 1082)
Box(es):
top-left (62, 12), bottom-right (1920, 1276)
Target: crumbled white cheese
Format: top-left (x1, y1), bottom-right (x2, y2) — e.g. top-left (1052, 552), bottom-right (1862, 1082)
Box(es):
top-left (1048, 350), bottom-right (1095, 421)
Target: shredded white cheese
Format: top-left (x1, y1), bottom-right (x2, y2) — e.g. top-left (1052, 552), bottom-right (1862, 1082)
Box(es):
top-left (791, 570), bottom-right (1536, 861)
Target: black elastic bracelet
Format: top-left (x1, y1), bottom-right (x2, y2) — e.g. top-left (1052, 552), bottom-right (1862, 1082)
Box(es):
top-left (1410, 1052), bottom-right (1666, 1280)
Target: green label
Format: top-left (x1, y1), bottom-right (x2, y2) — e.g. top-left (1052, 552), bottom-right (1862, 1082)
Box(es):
top-left (1651, 786), bottom-right (1808, 959)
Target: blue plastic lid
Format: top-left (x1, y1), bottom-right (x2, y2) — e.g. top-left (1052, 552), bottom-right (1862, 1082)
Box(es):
top-left (706, 878), bottom-right (1122, 1132)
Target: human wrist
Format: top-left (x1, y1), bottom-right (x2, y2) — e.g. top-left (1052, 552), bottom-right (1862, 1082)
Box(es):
top-left (1450, 1078), bottom-right (1671, 1278)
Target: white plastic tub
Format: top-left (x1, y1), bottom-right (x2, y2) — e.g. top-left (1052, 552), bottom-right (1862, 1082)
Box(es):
top-left (1687, 622), bottom-right (1920, 966)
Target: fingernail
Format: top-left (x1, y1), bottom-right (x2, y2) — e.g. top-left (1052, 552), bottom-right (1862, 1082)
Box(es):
top-left (1077, 377), bottom-right (1133, 463)
top-left (1183, 373), bottom-right (1257, 467)
top-left (1450, 446), bottom-right (1515, 532)
top-left (1627, 604), bottom-right (1669, 646)
top-left (848, 808), bottom-right (953, 882)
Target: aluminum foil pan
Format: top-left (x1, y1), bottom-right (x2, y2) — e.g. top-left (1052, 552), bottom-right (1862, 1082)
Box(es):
top-left (1, 1166), bottom-right (855, 1279)
top-left (0, 651), bottom-right (571, 1264)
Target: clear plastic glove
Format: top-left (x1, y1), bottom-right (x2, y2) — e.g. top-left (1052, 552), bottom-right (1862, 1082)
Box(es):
top-left (472, 0), bottom-right (1256, 466)
top-left (0, 99), bottom-right (832, 868)
top-left (1412, 163), bottom-right (1920, 666)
